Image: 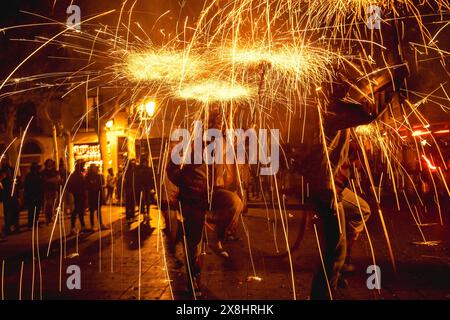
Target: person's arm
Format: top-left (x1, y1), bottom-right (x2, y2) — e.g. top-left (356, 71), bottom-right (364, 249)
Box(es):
top-left (324, 99), bottom-right (376, 132)
top-left (166, 162), bottom-right (183, 187)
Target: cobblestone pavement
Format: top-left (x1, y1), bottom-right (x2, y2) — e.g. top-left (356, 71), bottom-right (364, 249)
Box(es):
top-left (1, 201), bottom-right (450, 300)
top-left (1, 206), bottom-right (173, 300)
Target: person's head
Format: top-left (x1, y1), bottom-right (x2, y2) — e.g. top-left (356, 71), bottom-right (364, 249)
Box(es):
top-left (1, 157), bottom-right (9, 167)
top-left (44, 159), bottom-right (55, 170)
top-left (140, 156), bottom-right (149, 167)
top-left (129, 159), bottom-right (136, 168)
top-left (108, 168), bottom-right (114, 175)
top-left (207, 104), bottom-right (225, 132)
top-left (75, 160), bottom-right (85, 173)
top-left (59, 159), bottom-right (65, 170)
top-left (0, 169), bottom-right (7, 180)
top-left (30, 162), bottom-right (40, 173)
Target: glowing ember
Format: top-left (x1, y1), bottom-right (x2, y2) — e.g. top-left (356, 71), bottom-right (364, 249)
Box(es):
top-left (246, 276), bottom-right (263, 282)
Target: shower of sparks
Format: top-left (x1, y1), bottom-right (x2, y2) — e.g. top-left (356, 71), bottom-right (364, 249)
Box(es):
top-left (123, 49), bottom-right (204, 83)
top-left (231, 46), bottom-right (333, 76)
top-left (177, 80), bottom-right (256, 103)
top-left (0, 0), bottom-right (449, 300)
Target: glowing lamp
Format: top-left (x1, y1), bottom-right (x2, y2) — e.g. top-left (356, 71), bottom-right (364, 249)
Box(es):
top-left (105, 119), bottom-right (114, 128)
top-left (145, 101), bottom-right (156, 117)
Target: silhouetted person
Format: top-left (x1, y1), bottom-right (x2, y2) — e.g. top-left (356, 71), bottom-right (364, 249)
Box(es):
top-left (105, 168), bottom-right (116, 205)
top-left (167, 109), bottom-right (243, 297)
top-left (306, 79), bottom-right (388, 299)
top-left (24, 163), bottom-right (43, 229)
top-left (59, 158), bottom-right (68, 182)
top-left (137, 156), bottom-right (154, 222)
top-left (41, 159), bottom-right (61, 225)
top-left (0, 166), bottom-right (19, 234)
top-left (59, 160), bottom-right (73, 216)
top-left (67, 161), bottom-right (87, 234)
top-left (124, 159), bottom-right (138, 224)
top-left (0, 169), bottom-right (8, 237)
top-left (86, 164), bottom-right (105, 230)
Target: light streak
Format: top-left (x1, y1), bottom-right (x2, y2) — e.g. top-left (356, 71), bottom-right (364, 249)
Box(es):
top-left (273, 174), bottom-right (297, 300)
top-left (350, 180), bottom-right (380, 294)
top-left (19, 261), bottom-right (24, 300)
top-left (11, 117), bottom-right (34, 196)
top-left (422, 154), bottom-right (437, 170)
top-left (31, 207), bottom-right (37, 300)
top-left (412, 130), bottom-right (432, 137)
top-left (1, 260), bottom-right (4, 300)
top-left (313, 223), bottom-right (333, 300)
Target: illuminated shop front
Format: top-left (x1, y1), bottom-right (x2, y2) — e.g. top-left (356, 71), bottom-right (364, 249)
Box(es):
top-left (73, 143), bottom-right (103, 171)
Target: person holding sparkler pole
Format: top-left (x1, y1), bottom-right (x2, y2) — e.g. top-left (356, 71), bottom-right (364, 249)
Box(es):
top-left (334, 137), bottom-right (372, 279)
top-left (308, 76), bottom-right (389, 299)
top-left (167, 106), bottom-right (243, 297)
top-left (67, 160), bottom-right (88, 235)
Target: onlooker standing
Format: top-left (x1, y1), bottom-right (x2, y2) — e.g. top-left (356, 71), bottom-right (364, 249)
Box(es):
top-left (67, 161), bottom-right (87, 235)
top-left (59, 160), bottom-right (73, 216)
top-left (137, 156), bottom-right (154, 222)
top-left (116, 167), bottom-right (124, 205)
top-left (86, 164), bottom-right (105, 230)
top-left (124, 159), bottom-right (138, 224)
top-left (0, 169), bottom-right (10, 238)
top-left (41, 159), bottom-right (61, 225)
top-left (105, 168), bottom-right (116, 205)
top-left (24, 163), bottom-right (43, 229)
top-left (0, 166), bottom-right (20, 234)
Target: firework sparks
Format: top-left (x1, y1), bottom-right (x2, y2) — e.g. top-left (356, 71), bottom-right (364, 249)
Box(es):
top-left (0, 0), bottom-right (448, 302)
top-left (177, 80), bottom-right (256, 103)
top-left (123, 49), bottom-right (204, 83)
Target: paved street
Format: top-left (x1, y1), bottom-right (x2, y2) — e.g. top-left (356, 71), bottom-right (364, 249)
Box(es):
top-left (1, 206), bottom-right (173, 300)
top-left (1, 201), bottom-right (450, 300)
top-left (199, 202), bottom-right (450, 300)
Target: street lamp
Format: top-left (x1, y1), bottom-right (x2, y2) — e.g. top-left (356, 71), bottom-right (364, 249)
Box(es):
top-left (105, 119), bottom-right (114, 129)
top-left (145, 100), bottom-right (156, 118)
top-left (138, 99), bottom-right (157, 120)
